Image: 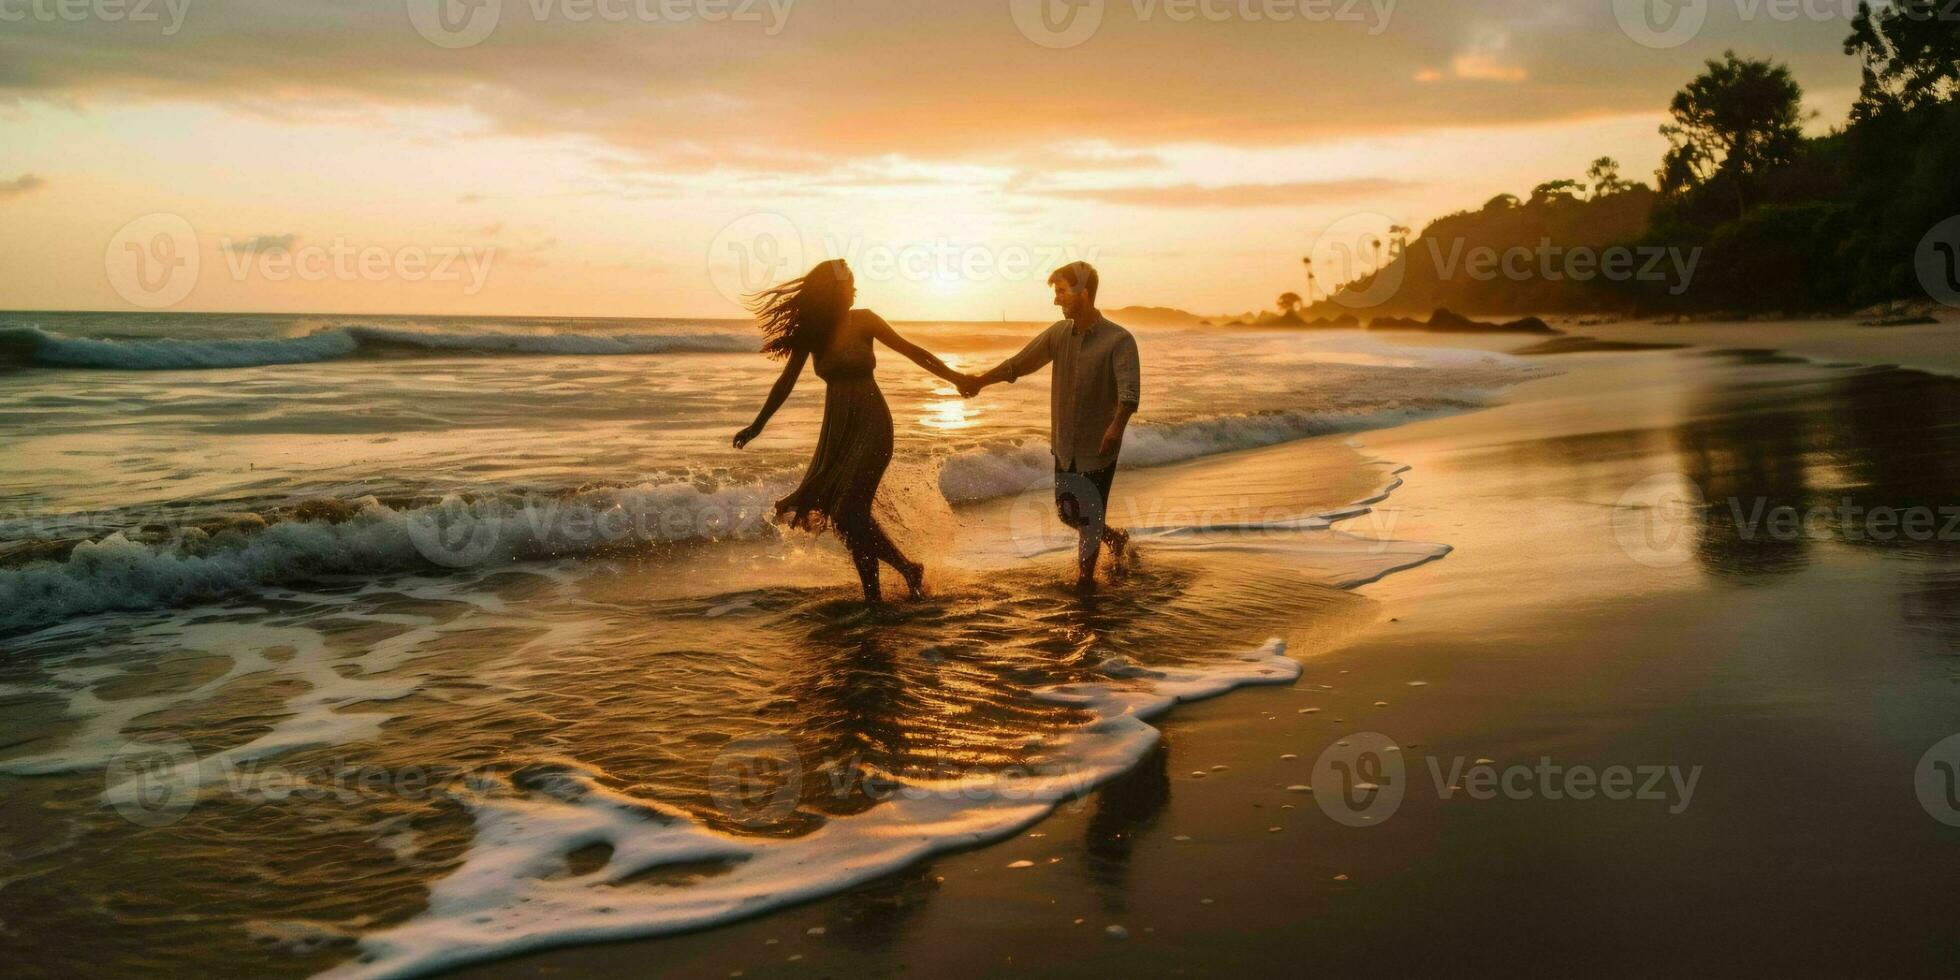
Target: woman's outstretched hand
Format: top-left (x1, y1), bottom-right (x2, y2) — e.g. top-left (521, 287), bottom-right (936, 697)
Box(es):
top-left (732, 424), bottom-right (761, 449)
top-left (954, 373), bottom-right (984, 399)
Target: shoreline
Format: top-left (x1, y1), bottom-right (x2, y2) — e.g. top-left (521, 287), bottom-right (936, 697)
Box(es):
top-left (460, 326), bottom-right (1960, 978)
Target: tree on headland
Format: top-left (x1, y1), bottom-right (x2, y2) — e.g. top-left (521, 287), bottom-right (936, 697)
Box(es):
top-left (1845, 0), bottom-right (1960, 120)
top-left (1657, 51), bottom-right (1805, 218)
top-left (1529, 179), bottom-right (1584, 206)
top-left (1304, 22), bottom-right (1955, 318)
top-left (1277, 292), bottom-right (1303, 315)
top-left (1586, 157), bottom-right (1636, 197)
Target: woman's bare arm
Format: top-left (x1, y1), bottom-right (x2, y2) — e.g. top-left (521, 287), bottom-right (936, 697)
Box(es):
top-left (862, 311), bottom-right (974, 391)
top-left (733, 349), bottom-right (808, 448)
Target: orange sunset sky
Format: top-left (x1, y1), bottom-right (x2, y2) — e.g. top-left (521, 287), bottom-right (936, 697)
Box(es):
top-left (0, 0), bottom-right (1863, 320)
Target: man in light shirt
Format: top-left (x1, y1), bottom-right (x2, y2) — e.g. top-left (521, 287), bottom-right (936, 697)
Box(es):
top-left (966, 262), bottom-right (1141, 593)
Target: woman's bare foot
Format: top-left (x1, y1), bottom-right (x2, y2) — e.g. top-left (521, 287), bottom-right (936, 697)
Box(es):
top-left (898, 560), bottom-right (926, 600)
top-left (1105, 527), bottom-right (1131, 571)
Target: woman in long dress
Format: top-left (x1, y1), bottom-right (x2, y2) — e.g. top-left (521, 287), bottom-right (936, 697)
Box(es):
top-left (733, 259), bottom-right (977, 606)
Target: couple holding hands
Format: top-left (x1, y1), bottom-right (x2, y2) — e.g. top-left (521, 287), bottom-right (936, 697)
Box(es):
top-left (734, 259), bottom-right (1141, 606)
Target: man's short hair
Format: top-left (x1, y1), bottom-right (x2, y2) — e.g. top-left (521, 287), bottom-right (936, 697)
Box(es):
top-left (1047, 261), bottom-right (1099, 302)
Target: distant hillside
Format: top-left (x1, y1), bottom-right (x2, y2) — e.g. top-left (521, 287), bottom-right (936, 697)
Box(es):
top-left (1105, 305), bottom-right (1211, 326)
top-left (1310, 187), bottom-right (1658, 318)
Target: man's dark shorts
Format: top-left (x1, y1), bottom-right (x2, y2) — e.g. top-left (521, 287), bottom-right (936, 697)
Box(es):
top-left (1054, 460), bottom-right (1118, 530)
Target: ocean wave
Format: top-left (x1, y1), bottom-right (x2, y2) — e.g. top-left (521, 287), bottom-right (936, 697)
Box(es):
top-left (0, 483), bottom-right (781, 636)
top-left (937, 400), bottom-right (1479, 502)
top-left (0, 398), bottom-right (1494, 635)
top-left (0, 324), bottom-right (752, 371)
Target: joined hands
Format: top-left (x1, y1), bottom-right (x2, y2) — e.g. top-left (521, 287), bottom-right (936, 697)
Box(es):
top-left (954, 373), bottom-right (986, 399)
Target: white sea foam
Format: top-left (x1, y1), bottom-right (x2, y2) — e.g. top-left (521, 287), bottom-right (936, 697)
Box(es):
top-left (0, 324), bottom-right (750, 371)
top-left (1, 404), bottom-right (1477, 637)
top-left (937, 402), bottom-right (1477, 502)
top-left (0, 482), bottom-right (779, 636)
top-left (326, 639), bottom-right (1303, 980)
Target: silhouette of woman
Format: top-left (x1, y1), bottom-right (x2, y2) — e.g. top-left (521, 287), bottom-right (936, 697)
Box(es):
top-left (734, 259), bottom-right (978, 606)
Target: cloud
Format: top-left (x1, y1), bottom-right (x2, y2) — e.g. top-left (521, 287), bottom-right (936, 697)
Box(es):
top-left (1444, 28), bottom-right (1528, 83)
top-left (225, 233), bottom-right (298, 254)
top-left (0, 174), bottom-right (47, 199)
top-left (0, 0), bottom-right (1855, 172)
top-left (1024, 178), bottom-right (1415, 209)
top-left (1451, 51), bottom-right (1528, 83)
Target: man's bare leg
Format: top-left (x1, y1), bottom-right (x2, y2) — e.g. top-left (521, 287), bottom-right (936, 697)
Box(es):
top-left (1076, 524), bottom-right (1104, 593)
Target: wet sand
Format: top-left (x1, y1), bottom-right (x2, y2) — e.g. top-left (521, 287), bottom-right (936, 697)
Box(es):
top-left (466, 327), bottom-right (1960, 977)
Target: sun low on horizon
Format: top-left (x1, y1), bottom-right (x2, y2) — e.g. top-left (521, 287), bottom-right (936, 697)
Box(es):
top-left (1, 0), bottom-right (1862, 321)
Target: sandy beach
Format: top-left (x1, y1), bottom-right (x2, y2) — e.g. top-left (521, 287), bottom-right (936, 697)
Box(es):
top-left (4, 318), bottom-right (1956, 977)
top-left (13, 2), bottom-right (1960, 974)
top-left (459, 322), bottom-right (1960, 978)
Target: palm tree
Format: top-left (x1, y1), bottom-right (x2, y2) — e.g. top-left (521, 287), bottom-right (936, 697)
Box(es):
top-left (1301, 256), bottom-right (1316, 304)
top-left (1369, 236), bottom-right (1383, 273)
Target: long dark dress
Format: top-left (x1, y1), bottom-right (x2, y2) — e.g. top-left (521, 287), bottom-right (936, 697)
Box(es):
top-left (775, 326), bottom-right (894, 533)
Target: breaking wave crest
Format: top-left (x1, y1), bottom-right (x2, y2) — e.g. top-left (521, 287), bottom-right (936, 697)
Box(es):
top-left (0, 324), bottom-right (751, 371)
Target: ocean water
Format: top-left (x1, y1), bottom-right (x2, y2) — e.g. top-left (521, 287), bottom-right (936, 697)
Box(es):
top-left (0, 310), bottom-right (1545, 975)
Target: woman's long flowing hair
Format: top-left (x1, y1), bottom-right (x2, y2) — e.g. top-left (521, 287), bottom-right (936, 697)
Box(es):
top-left (750, 259), bottom-right (850, 359)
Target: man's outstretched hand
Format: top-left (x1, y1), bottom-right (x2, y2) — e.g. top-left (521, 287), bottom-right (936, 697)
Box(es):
top-left (955, 373), bottom-right (986, 399)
